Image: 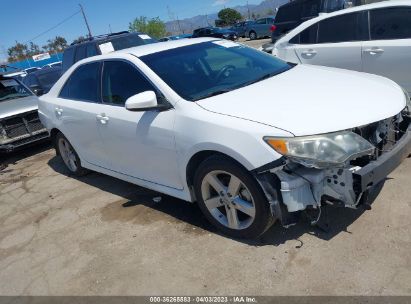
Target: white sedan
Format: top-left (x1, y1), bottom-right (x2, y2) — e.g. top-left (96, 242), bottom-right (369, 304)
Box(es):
top-left (272, 0), bottom-right (411, 94)
top-left (39, 38), bottom-right (411, 239)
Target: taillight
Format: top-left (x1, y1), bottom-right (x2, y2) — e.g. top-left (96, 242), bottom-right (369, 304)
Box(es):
top-left (270, 25), bottom-right (277, 32)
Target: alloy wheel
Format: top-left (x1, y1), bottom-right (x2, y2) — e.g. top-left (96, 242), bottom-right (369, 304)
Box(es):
top-left (200, 170), bottom-right (256, 230)
top-left (58, 137), bottom-right (78, 172)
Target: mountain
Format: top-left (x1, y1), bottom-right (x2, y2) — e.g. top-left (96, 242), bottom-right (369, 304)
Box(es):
top-left (165, 0), bottom-right (289, 35)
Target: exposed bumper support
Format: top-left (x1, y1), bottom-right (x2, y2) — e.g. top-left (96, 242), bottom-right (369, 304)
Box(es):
top-left (353, 125), bottom-right (411, 193)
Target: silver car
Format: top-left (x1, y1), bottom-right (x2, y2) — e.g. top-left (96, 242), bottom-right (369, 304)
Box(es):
top-left (0, 76), bottom-right (49, 152)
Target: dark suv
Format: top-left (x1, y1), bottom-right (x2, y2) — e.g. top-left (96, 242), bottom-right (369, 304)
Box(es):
top-left (62, 31), bottom-right (157, 72)
top-left (271, 0), bottom-right (353, 43)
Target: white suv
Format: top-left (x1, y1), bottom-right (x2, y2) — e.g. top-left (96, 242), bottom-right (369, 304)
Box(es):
top-left (39, 38), bottom-right (411, 239)
top-left (272, 0), bottom-right (411, 94)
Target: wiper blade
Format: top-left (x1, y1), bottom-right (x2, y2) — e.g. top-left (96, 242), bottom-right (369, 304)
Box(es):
top-left (196, 89), bottom-right (232, 100)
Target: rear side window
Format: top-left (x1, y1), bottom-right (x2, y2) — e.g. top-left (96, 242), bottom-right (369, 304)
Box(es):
top-left (59, 62), bottom-right (100, 102)
top-left (318, 12), bottom-right (364, 43)
top-left (108, 33), bottom-right (156, 51)
top-left (256, 19), bottom-right (266, 25)
top-left (290, 23), bottom-right (318, 44)
top-left (102, 61), bottom-right (155, 105)
top-left (74, 45), bottom-right (87, 63)
top-left (370, 7), bottom-right (411, 40)
top-left (62, 47), bottom-right (75, 71)
top-left (86, 44), bottom-right (98, 57)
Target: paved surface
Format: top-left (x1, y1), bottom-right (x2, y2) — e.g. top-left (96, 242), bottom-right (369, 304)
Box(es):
top-left (0, 143), bottom-right (410, 296)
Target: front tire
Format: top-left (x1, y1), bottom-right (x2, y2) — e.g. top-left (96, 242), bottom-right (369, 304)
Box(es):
top-left (193, 155), bottom-right (274, 239)
top-left (55, 132), bottom-right (88, 176)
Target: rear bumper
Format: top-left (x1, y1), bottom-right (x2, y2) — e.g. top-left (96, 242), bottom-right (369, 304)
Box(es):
top-left (353, 124), bottom-right (411, 192)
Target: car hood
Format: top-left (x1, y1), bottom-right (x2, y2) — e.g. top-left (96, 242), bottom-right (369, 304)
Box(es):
top-left (196, 65), bottom-right (407, 136)
top-left (0, 95), bottom-right (39, 119)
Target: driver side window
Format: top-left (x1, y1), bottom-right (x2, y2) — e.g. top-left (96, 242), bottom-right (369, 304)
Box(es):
top-left (102, 61), bottom-right (156, 106)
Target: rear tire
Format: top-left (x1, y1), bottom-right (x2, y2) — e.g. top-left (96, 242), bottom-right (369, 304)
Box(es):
top-left (55, 132), bottom-right (88, 176)
top-left (193, 155), bottom-right (274, 239)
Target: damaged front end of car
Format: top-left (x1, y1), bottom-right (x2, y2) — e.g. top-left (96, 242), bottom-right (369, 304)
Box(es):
top-left (255, 107), bottom-right (411, 228)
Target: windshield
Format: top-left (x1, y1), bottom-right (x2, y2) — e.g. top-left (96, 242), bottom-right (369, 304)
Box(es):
top-left (104, 33), bottom-right (157, 51)
top-left (0, 78), bottom-right (32, 102)
top-left (140, 41), bottom-right (292, 101)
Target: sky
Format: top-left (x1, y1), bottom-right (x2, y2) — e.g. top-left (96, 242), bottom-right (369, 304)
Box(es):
top-left (0, 0), bottom-right (262, 61)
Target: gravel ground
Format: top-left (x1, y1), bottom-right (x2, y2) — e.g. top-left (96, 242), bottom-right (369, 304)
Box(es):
top-left (0, 142), bottom-right (410, 295)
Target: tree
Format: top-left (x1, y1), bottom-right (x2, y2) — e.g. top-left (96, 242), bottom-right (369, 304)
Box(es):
top-left (7, 42), bottom-right (28, 62)
top-left (43, 36), bottom-right (68, 53)
top-left (71, 36), bottom-right (87, 45)
top-left (129, 16), bottom-right (166, 39)
top-left (27, 42), bottom-right (41, 57)
top-left (217, 8), bottom-right (243, 26)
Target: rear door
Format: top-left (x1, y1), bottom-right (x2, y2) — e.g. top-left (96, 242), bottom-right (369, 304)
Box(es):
top-left (254, 18), bottom-right (268, 37)
top-left (362, 6), bottom-right (411, 94)
top-left (55, 61), bottom-right (108, 168)
top-left (293, 12), bottom-right (366, 71)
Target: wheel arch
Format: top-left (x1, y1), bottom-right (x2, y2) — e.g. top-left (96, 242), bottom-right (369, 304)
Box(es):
top-left (50, 128), bottom-right (62, 154)
top-left (185, 149), bottom-right (253, 190)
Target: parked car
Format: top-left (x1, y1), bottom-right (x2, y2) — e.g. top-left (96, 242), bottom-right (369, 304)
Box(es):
top-left (192, 27), bottom-right (238, 40)
top-left (22, 66), bottom-right (62, 96)
top-left (230, 21), bottom-right (255, 38)
top-left (158, 34), bottom-right (192, 42)
top-left (62, 31), bottom-right (157, 72)
top-left (42, 61), bottom-right (62, 69)
top-left (247, 16), bottom-right (275, 40)
top-left (272, 0), bottom-right (411, 94)
top-left (0, 76), bottom-right (49, 152)
top-left (39, 38), bottom-right (411, 239)
top-left (271, 0), bottom-right (352, 43)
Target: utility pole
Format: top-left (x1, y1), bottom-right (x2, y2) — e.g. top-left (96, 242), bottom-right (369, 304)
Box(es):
top-left (79, 4), bottom-right (92, 38)
top-left (167, 6), bottom-right (177, 34)
top-left (247, 1), bottom-right (251, 20)
top-left (176, 16), bottom-right (183, 34)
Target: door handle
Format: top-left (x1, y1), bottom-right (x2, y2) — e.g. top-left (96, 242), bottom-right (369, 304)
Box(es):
top-left (96, 114), bottom-right (109, 124)
top-left (55, 107), bottom-right (63, 117)
top-left (363, 48), bottom-right (384, 55)
top-left (301, 49), bottom-right (317, 57)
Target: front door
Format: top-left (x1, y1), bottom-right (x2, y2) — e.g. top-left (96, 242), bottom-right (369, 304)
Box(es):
top-left (97, 60), bottom-right (182, 189)
top-left (362, 6), bottom-right (411, 94)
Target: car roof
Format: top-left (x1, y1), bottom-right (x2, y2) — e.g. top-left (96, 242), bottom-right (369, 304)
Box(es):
top-left (67, 31), bottom-right (144, 48)
top-left (279, 0), bottom-right (411, 41)
top-left (304, 0), bottom-right (410, 24)
top-left (115, 37), bottom-right (218, 57)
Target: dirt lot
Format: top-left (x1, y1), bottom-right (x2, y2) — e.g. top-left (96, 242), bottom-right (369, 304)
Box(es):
top-left (1, 141), bottom-right (410, 296)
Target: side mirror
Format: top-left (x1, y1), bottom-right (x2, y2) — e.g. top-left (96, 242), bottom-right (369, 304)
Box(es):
top-left (31, 86), bottom-right (44, 96)
top-left (125, 91), bottom-right (171, 112)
